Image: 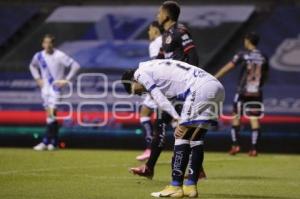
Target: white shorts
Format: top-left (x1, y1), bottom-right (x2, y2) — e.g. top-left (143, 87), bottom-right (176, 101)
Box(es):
top-left (142, 94), bottom-right (158, 110)
top-left (41, 85), bottom-right (61, 109)
top-left (179, 80), bottom-right (225, 129)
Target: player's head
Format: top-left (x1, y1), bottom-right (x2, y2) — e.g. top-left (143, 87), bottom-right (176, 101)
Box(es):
top-left (121, 69), bottom-right (145, 95)
top-left (244, 32), bottom-right (260, 49)
top-left (148, 21), bottom-right (163, 41)
top-left (42, 34), bottom-right (55, 53)
top-left (157, 1), bottom-right (180, 26)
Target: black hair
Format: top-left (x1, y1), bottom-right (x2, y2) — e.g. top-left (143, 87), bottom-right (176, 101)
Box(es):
top-left (245, 32), bottom-right (260, 46)
top-left (150, 21), bottom-right (164, 34)
top-left (162, 1), bottom-right (180, 22)
top-left (43, 34), bottom-right (55, 43)
top-left (121, 69), bottom-right (135, 94)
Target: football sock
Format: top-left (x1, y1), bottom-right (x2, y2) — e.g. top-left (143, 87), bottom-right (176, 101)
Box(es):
top-left (171, 139), bottom-right (190, 186)
top-left (186, 128), bottom-right (206, 185)
top-left (140, 116), bottom-right (153, 149)
top-left (146, 118), bottom-right (167, 170)
top-left (44, 120), bottom-right (59, 146)
top-left (251, 128), bottom-right (260, 150)
top-left (231, 125), bottom-right (240, 146)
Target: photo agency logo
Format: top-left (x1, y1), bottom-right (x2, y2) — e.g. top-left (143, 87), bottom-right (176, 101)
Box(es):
top-left (56, 73), bottom-right (264, 127)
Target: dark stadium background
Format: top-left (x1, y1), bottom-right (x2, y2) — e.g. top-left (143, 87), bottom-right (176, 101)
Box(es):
top-left (0, 0), bottom-right (299, 153)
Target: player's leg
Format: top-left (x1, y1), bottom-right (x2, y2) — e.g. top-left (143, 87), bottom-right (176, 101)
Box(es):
top-left (229, 93), bottom-right (242, 155)
top-left (244, 95), bottom-right (263, 156)
top-left (151, 126), bottom-right (194, 198)
top-left (136, 105), bottom-right (154, 161)
top-left (130, 110), bottom-right (172, 178)
top-left (183, 80), bottom-right (224, 197)
top-left (34, 87), bottom-right (50, 151)
top-left (249, 116), bottom-right (260, 156)
top-left (45, 107), bottom-right (60, 150)
top-left (130, 102), bottom-right (181, 178)
top-left (184, 128), bottom-right (207, 198)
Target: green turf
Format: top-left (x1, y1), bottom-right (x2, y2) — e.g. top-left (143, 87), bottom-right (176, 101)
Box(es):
top-left (0, 148), bottom-right (299, 199)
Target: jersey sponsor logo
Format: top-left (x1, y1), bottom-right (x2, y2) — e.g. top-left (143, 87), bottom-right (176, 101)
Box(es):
top-left (181, 34), bottom-right (190, 40)
top-left (182, 39), bottom-right (193, 46)
top-left (165, 35), bottom-right (172, 44)
top-left (270, 35), bottom-right (300, 72)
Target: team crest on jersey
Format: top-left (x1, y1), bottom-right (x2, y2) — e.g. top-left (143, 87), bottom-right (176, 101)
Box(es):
top-left (165, 35), bottom-right (172, 44)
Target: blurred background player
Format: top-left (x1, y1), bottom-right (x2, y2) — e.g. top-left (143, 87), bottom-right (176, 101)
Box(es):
top-left (122, 59), bottom-right (225, 197)
top-left (215, 32), bottom-right (269, 157)
top-left (130, 0), bottom-right (207, 180)
top-left (30, 34), bottom-right (80, 151)
top-left (136, 21), bottom-right (163, 161)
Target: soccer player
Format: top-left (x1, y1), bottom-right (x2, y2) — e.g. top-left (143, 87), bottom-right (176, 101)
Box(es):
top-left (30, 34), bottom-right (80, 151)
top-left (130, 0), bottom-right (207, 180)
top-left (136, 21), bottom-right (163, 161)
top-left (157, 1), bottom-right (199, 65)
top-left (215, 32), bottom-right (268, 156)
top-left (122, 59), bottom-right (225, 197)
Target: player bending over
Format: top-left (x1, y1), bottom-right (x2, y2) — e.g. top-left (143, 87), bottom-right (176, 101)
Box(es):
top-left (215, 32), bottom-right (268, 156)
top-left (130, 0), bottom-right (206, 181)
top-left (122, 59), bottom-right (225, 197)
top-left (30, 34), bottom-right (80, 151)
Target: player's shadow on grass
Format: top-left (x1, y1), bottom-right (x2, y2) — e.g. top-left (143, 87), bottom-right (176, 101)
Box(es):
top-left (203, 193), bottom-right (297, 199)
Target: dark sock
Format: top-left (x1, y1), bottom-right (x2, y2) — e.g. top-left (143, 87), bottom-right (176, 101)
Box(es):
top-left (42, 122), bottom-right (53, 145)
top-left (146, 120), bottom-right (167, 170)
top-left (140, 117), bottom-right (153, 149)
top-left (171, 139), bottom-right (190, 186)
top-left (46, 121), bottom-right (59, 146)
top-left (251, 128), bottom-right (260, 150)
top-left (231, 125), bottom-right (240, 146)
top-left (186, 143), bottom-right (204, 185)
top-left (186, 129), bottom-right (206, 185)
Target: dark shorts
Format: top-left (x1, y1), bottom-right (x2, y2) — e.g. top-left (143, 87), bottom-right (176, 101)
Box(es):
top-left (233, 93), bottom-right (263, 117)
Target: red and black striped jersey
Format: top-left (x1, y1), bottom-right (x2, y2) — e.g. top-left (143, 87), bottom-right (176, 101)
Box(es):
top-left (158, 23), bottom-right (199, 66)
top-left (231, 49), bottom-right (269, 96)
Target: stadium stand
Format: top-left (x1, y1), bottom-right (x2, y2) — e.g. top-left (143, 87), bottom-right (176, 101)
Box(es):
top-left (0, 6), bottom-right (40, 51)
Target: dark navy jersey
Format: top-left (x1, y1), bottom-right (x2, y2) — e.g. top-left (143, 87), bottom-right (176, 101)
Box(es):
top-left (158, 23), bottom-right (199, 66)
top-left (231, 49), bottom-right (269, 96)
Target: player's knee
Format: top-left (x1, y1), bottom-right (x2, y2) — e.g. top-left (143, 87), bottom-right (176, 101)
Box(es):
top-left (46, 108), bottom-right (57, 124)
top-left (140, 106), bottom-right (153, 117)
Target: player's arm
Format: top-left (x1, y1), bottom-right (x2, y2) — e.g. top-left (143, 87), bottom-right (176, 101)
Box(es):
top-left (180, 31), bottom-right (199, 66)
top-left (65, 60), bottom-right (80, 81)
top-left (150, 87), bottom-right (180, 120)
top-left (29, 54), bottom-right (43, 88)
top-left (135, 70), bottom-right (180, 120)
top-left (184, 47), bottom-right (199, 66)
top-left (214, 52), bottom-right (242, 79)
top-left (214, 61), bottom-right (235, 79)
top-left (55, 53), bottom-right (80, 87)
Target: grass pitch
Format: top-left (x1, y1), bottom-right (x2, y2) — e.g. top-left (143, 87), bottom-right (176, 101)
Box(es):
top-left (0, 148), bottom-right (299, 199)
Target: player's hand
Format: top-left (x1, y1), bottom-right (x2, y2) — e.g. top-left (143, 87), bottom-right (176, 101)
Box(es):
top-left (174, 124), bottom-right (187, 139)
top-left (53, 79), bottom-right (69, 88)
top-left (35, 79), bottom-right (44, 88)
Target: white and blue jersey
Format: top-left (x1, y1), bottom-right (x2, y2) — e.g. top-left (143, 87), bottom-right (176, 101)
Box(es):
top-left (134, 59), bottom-right (225, 128)
top-left (29, 49), bottom-right (80, 108)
